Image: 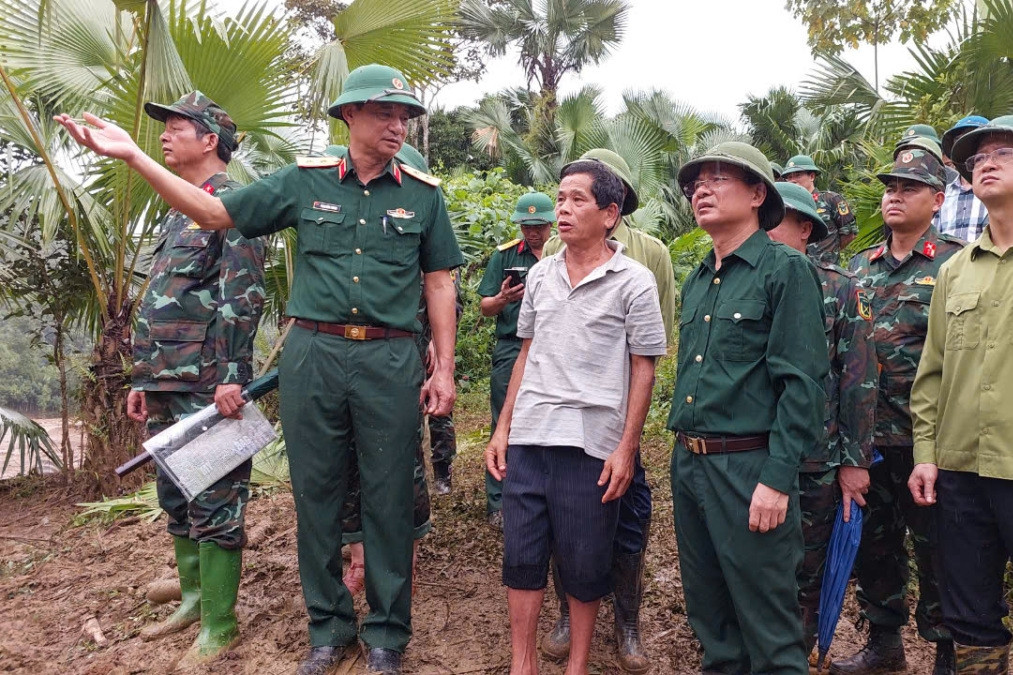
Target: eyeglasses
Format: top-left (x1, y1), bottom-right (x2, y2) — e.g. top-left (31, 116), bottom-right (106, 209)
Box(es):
top-left (965, 147), bottom-right (1013, 173)
top-left (682, 175), bottom-right (737, 199)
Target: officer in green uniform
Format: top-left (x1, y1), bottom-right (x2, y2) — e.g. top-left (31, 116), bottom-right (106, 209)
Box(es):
top-left (669, 142), bottom-right (829, 675)
top-left (782, 154), bottom-right (858, 264)
top-left (477, 192), bottom-right (555, 526)
top-left (769, 181), bottom-right (879, 660)
top-left (539, 148), bottom-right (675, 673)
top-left (833, 149), bottom-right (963, 675)
top-left (55, 64), bottom-right (464, 675)
top-left (124, 92), bottom-right (265, 665)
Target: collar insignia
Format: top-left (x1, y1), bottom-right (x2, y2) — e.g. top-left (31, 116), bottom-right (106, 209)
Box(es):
top-left (202, 182), bottom-right (216, 194)
top-left (392, 161), bottom-right (402, 186)
top-left (923, 241), bottom-right (937, 259)
top-left (870, 244), bottom-right (887, 261)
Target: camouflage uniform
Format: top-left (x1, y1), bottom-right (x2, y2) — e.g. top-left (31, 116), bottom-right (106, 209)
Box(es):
top-left (133, 172), bottom-right (266, 549)
top-left (807, 190), bottom-right (858, 265)
top-left (416, 270), bottom-right (462, 470)
top-left (798, 261), bottom-right (878, 651)
top-left (848, 227), bottom-right (963, 642)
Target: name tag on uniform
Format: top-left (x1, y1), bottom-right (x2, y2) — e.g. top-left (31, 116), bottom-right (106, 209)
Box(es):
top-left (312, 201), bottom-right (341, 213)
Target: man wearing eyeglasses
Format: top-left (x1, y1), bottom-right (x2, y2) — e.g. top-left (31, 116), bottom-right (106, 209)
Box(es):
top-left (55, 64), bottom-right (464, 675)
top-left (834, 150), bottom-right (964, 675)
top-left (910, 115), bottom-right (1013, 674)
top-left (668, 142), bottom-right (828, 674)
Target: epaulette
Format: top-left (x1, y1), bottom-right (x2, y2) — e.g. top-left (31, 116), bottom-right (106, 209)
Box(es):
top-left (937, 232), bottom-right (966, 248)
top-left (401, 164), bottom-right (441, 187)
top-left (497, 238), bottom-right (522, 252)
top-left (296, 156), bottom-right (342, 169)
top-left (816, 260), bottom-right (855, 277)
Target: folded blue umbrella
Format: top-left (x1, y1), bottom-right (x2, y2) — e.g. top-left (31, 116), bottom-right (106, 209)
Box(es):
top-left (815, 449), bottom-right (882, 671)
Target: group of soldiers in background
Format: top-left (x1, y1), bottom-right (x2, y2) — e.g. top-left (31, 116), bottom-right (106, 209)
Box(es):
top-left (54, 58), bottom-right (1013, 675)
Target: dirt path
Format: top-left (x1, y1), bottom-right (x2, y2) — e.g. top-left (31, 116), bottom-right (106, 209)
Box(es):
top-left (0, 416), bottom-right (937, 674)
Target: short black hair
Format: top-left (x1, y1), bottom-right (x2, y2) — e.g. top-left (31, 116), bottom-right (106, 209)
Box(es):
top-left (185, 112), bottom-right (236, 164)
top-left (559, 160), bottom-right (625, 212)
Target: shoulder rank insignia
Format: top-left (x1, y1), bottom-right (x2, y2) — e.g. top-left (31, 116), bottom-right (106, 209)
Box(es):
top-left (914, 275), bottom-right (936, 286)
top-left (296, 156), bottom-right (343, 169)
top-left (856, 289), bottom-right (872, 320)
top-left (922, 241), bottom-right (937, 259)
top-left (400, 163), bottom-right (441, 187)
top-left (497, 238), bottom-right (522, 252)
top-left (387, 208), bottom-right (415, 219)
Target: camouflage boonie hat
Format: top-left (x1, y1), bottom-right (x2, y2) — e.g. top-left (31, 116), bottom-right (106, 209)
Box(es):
top-left (941, 115), bottom-right (989, 158)
top-left (511, 193), bottom-right (556, 224)
top-left (562, 148), bottom-right (639, 215)
top-left (951, 115), bottom-right (1013, 181)
top-left (144, 91), bottom-right (238, 151)
top-left (893, 136), bottom-right (943, 162)
top-left (775, 181), bottom-right (829, 243)
top-left (328, 64), bottom-right (426, 122)
top-left (877, 148), bottom-right (946, 190)
top-left (781, 154), bottom-right (821, 176)
top-left (678, 141), bottom-right (785, 231)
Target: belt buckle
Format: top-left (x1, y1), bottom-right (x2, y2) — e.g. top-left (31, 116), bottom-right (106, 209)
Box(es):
top-left (686, 435), bottom-right (708, 455)
top-left (344, 325), bottom-right (368, 340)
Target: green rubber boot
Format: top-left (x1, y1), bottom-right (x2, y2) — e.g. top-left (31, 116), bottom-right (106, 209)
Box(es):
top-left (140, 536), bottom-right (201, 641)
top-left (177, 542), bottom-right (241, 666)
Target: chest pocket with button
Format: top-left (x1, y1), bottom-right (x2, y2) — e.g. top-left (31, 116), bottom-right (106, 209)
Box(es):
top-left (168, 229), bottom-right (215, 278)
top-left (375, 217), bottom-right (422, 266)
top-left (299, 207), bottom-right (346, 256)
top-left (711, 299), bottom-right (768, 361)
top-left (944, 291), bottom-right (981, 350)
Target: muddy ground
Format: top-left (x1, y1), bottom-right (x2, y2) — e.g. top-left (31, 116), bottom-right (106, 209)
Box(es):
top-left (1, 398), bottom-right (938, 674)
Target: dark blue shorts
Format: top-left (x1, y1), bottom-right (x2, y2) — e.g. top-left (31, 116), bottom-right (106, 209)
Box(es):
top-left (501, 444), bottom-right (620, 602)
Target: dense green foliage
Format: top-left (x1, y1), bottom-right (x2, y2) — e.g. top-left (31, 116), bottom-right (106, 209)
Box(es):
top-left (0, 316), bottom-right (83, 414)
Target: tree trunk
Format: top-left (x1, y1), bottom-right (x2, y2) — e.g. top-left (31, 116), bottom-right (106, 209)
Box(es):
top-left (53, 320), bottom-right (71, 476)
top-left (80, 299), bottom-right (143, 495)
top-left (422, 114), bottom-right (430, 161)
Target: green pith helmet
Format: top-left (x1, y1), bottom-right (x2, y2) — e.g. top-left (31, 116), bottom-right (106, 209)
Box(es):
top-left (511, 193), bottom-right (556, 225)
top-left (893, 136), bottom-right (944, 163)
top-left (780, 154), bottom-right (821, 176)
top-left (770, 162), bottom-right (784, 180)
top-left (774, 181), bottom-right (829, 242)
top-left (328, 64), bottom-right (426, 122)
top-left (678, 141), bottom-right (785, 231)
top-left (144, 90), bottom-right (238, 151)
top-left (323, 142), bottom-right (429, 171)
top-left (877, 148), bottom-right (947, 191)
top-left (897, 123), bottom-right (941, 145)
top-left (951, 115), bottom-right (1013, 181)
top-left (561, 148), bottom-right (639, 215)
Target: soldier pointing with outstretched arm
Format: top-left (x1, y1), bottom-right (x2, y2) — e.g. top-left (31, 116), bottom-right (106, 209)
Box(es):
top-left (56, 64), bottom-right (464, 675)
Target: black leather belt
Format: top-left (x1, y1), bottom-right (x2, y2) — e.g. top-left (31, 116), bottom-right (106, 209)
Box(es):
top-left (293, 319), bottom-right (414, 340)
top-left (677, 432), bottom-right (770, 455)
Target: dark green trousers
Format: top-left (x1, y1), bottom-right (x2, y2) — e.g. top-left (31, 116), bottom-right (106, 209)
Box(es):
top-left (671, 442), bottom-right (807, 675)
top-left (487, 337), bottom-right (521, 514)
top-left (798, 468), bottom-right (839, 653)
top-left (280, 326), bottom-right (423, 652)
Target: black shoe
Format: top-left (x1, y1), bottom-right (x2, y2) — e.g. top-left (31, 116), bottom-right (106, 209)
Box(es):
top-left (433, 462), bottom-right (452, 495)
top-left (365, 647), bottom-right (403, 674)
top-left (296, 645), bottom-right (348, 675)
top-left (830, 626), bottom-right (906, 675)
top-left (933, 640), bottom-right (955, 675)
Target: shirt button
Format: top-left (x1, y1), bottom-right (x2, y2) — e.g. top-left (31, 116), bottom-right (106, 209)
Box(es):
top-left (988, 342), bottom-right (996, 349)
top-left (993, 301), bottom-right (1000, 307)
top-left (355, 248), bottom-right (362, 254)
top-left (984, 384), bottom-right (992, 391)
top-left (353, 276), bottom-right (359, 283)
top-left (983, 427), bottom-right (990, 435)
top-left (359, 218), bottom-right (366, 225)
top-left (713, 278), bottom-right (721, 285)
top-left (695, 354), bottom-right (703, 363)
top-left (733, 312), bottom-right (742, 319)
top-left (351, 307), bottom-right (358, 314)
top-left (364, 190), bottom-right (370, 196)
top-left (686, 396), bottom-right (694, 404)
top-left (704, 314), bottom-right (711, 322)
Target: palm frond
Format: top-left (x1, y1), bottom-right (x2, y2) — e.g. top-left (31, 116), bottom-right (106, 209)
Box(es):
top-left (0, 406), bottom-right (60, 478)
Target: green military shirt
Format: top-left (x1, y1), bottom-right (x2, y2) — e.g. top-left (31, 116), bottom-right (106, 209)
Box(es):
top-left (807, 189), bottom-right (857, 264)
top-left (912, 227), bottom-right (1013, 478)
top-left (849, 227), bottom-right (964, 447)
top-left (477, 238), bottom-right (540, 339)
top-left (543, 220), bottom-right (677, 342)
top-left (802, 262), bottom-right (878, 472)
top-left (218, 149), bottom-right (464, 333)
top-left (668, 230), bottom-right (829, 494)
top-left (133, 173), bottom-right (265, 392)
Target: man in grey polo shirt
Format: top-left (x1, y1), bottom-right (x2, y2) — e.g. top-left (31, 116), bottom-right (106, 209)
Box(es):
top-left (485, 160), bottom-right (667, 674)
